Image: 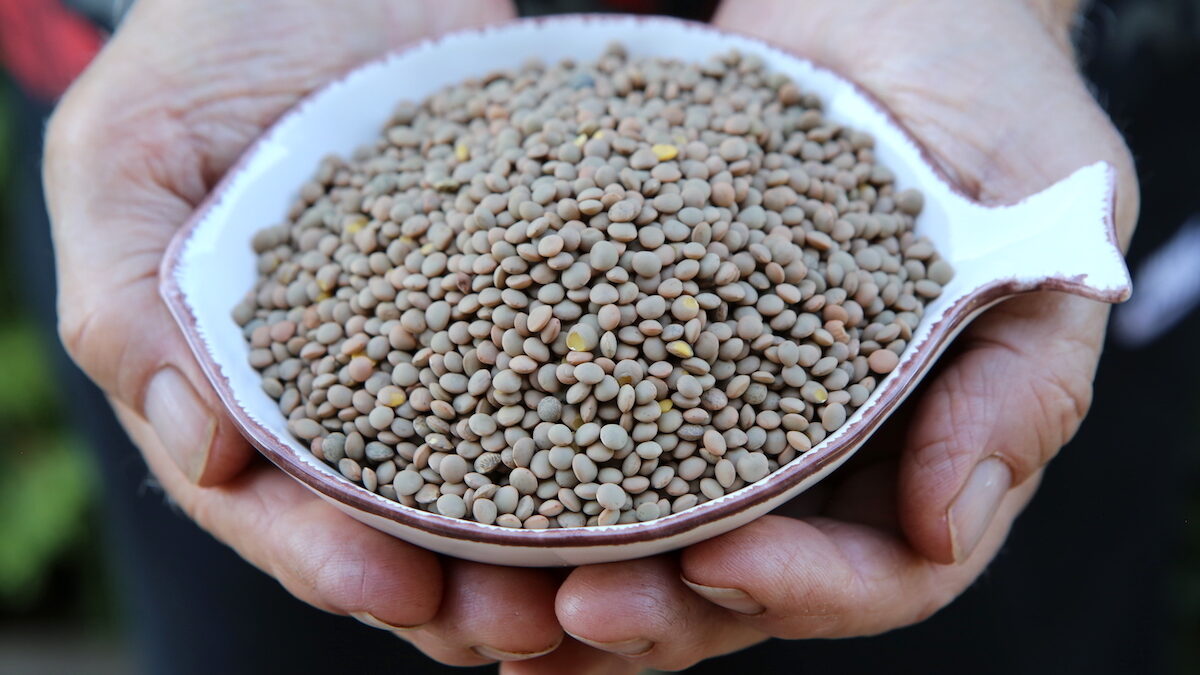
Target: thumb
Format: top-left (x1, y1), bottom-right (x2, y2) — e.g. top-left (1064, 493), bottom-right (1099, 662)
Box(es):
top-left (899, 294), bottom-right (1105, 563)
top-left (44, 36), bottom-right (250, 485)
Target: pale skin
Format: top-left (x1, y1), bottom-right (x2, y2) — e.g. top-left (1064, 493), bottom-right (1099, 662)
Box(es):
top-left (44, 0), bottom-right (1136, 672)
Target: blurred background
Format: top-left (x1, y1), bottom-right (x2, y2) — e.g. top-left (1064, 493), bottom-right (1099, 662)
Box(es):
top-left (0, 0), bottom-right (1197, 673)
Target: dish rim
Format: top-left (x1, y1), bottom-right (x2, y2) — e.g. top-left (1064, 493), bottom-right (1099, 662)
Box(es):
top-left (159, 13), bottom-right (1124, 548)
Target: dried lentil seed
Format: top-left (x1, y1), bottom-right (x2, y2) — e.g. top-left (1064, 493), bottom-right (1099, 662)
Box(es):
top-left (243, 45), bottom-right (951, 529)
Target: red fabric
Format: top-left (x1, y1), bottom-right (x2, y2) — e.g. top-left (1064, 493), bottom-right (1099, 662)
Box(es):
top-left (0, 0), bottom-right (103, 101)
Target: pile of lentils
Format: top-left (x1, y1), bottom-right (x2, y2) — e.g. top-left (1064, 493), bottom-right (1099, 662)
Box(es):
top-left (234, 44), bottom-right (953, 529)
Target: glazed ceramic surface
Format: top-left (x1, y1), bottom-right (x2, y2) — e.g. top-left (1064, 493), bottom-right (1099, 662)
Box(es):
top-left (161, 15), bottom-right (1131, 567)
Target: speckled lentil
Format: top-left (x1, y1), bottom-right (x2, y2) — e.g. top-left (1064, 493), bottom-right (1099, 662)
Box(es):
top-left (236, 44), bottom-right (951, 528)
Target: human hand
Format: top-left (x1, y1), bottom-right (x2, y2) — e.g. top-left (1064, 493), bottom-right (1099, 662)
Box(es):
top-left (540, 0), bottom-right (1139, 670)
top-left (42, 0), bottom-right (613, 667)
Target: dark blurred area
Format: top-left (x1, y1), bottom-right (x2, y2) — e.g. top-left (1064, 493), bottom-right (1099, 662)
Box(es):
top-left (0, 0), bottom-right (1196, 673)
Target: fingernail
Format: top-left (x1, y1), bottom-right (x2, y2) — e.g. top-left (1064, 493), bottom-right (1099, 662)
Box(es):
top-left (471, 641), bottom-right (560, 661)
top-left (144, 367), bottom-right (216, 483)
top-left (350, 611), bottom-right (423, 632)
top-left (681, 578), bottom-right (766, 616)
top-left (564, 632), bottom-right (653, 656)
top-left (948, 456), bottom-right (1013, 563)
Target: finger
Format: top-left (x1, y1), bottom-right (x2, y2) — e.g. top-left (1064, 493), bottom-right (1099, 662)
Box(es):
top-left (679, 479), bottom-right (1037, 640)
top-left (501, 637), bottom-right (642, 675)
top-left (898, 293), bottom-right (1108, 564)
top-left (44, 0), bottom-right (519, 486)
top-left (45, 81), bottom-right (249, 486)
top-left (113, 399), bottom-right (444, 630)
top-left (556, 557), bottom-right (763, 671)
top-left (121, 399), bottom-right (568, 667)
top-left (402, 561), bottom-right (565, 666)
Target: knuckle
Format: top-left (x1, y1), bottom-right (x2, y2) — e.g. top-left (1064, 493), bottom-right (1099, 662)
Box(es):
top-left (304, 548), bottom-right (372, 611)
top-left (56, 291), bottom-right (152, 406)
top-left (909, 594), bottom-right (950, 627)
top-left (767, 578), bottom-right (863, 639)
top-left (935, 333), bottom-right (1096, 481)
top-left (180, 489), bottom-right (219, 537)
top-left (909, 365), bottom-right (993, 479)
top-left (56, 299), bottom-right (101, 374)
top-left (279, 508), bottom-right (372, 613)
top-left (44, 97), bottom-right (90, 163)
top-left (57, 273), bottom-right (166, 407)
top-left (1025, 366), bottom-right (1093, 466)
top-left (44, 79), bottom-right (111, 181)
top-left (759, 534), bottom-right (873, 639)
top-left (798, 589), bottom-right (862, 639)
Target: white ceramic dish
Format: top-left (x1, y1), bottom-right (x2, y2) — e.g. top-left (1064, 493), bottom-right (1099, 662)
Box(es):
top-left (161, 15), bottom-right (1131, 567)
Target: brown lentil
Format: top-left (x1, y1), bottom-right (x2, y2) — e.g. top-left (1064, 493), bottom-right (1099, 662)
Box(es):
top-left (239, 44), bottom-right (951, 529)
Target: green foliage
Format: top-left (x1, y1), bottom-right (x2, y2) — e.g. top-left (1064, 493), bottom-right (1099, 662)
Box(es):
top-left (0, 321), bottom-right (57, 421)
top-left (0, 321), bottom-right (95, 608)
top-left (0, 80), bottom-right (98, 611)
top-left (0, 431), bottom-right (92, 607)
